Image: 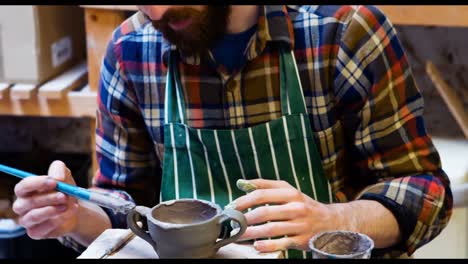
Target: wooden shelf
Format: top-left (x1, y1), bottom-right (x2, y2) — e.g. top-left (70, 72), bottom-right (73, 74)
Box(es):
top-left (426, 61), bottom-right (468, 138)
top-left (80, 5), bottom-right (468, 27)
top-left (0, 62), bottom-right (96, 118)
top-left (0, 86), bottom-right (96, 118)
top-left (375, 6), bottom-right (468, 27)
top-left (80, 5), bottom-right (138, 11)
top-left (83, 7), bottom-right (128, 92)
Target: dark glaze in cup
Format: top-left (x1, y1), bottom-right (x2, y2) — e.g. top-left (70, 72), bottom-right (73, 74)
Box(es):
top-left (127, 199), bottom-right (247, 259)
top-left (308, 231), bottom-right (374, 259)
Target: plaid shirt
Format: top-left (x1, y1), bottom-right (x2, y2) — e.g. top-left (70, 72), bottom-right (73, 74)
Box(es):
top-left (70, 5), bottom-right (453, 258)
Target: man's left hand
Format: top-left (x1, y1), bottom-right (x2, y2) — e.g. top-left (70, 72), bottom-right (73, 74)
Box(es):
top-left (232, 179), bottom-right (348, 252)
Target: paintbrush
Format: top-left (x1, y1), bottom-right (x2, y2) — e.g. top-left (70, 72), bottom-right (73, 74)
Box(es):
top-left (0, 163), bottom-right (135, 214)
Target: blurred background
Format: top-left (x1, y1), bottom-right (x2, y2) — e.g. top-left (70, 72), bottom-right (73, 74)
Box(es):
top-left (0, 5), bottom-right (466, 259)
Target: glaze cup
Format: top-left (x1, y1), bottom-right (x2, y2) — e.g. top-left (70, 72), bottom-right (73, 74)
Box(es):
top-left (308, 231), bottom-right (374, 259)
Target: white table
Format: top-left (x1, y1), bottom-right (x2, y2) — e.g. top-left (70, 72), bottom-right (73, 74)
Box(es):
top-left (78, 229), bottom-right (283, 259)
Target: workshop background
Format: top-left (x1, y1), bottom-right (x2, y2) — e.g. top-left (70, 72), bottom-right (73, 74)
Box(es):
top-left (0, 5), bottom-right (466, 259)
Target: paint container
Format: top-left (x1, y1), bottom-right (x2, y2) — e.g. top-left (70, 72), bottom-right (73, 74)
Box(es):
top-left (308, 231), bottom-right (374, 259)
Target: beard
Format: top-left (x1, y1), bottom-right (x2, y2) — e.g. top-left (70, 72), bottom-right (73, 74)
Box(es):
top-left (150, 6), bottom-right (231, 55)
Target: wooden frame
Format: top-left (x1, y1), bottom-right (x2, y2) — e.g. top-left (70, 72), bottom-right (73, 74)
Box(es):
top-left (0, 62), bottom-right (95, 118)
top-left (426, 62), bottom-right (468, 139)
top-left (80, 5), bottom-right (138, 11)
top-left (376, 6), bottom-right (468, 27)
top-left (82, 5), bottom-right (468, 27)
top-left (82, 6), bottom-right (132, 91)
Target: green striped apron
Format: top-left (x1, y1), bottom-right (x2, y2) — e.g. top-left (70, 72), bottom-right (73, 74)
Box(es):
top-left (161, 47), bottom-right (334, 259)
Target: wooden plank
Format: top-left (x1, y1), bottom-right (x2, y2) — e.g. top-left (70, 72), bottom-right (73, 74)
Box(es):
top-left (80, 5), bottom-right (138, 11)
top-left (81, 6), bottom-right (468, 27)
top-left (0, 83), bottom-right (12, 100)
top-left (9, 84), bottom-right (37, 100)
top-left (84, 8), bottom-right (127, 91)
top-left (68, 85), bottom-right (97, 103)
top-left (377, 6), bottom-right (468, 27)
top-left (68, 85), bottom-right (98, 117)
top-left (0, 85), bottom-right (97, 118)
top-left (38, 61), bottom-right (88, 99)
top-left (426, 61), bottom-right (468, 138)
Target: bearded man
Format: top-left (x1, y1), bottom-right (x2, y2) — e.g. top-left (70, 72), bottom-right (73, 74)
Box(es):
top-left (13, 5), bottom-right (452, 259)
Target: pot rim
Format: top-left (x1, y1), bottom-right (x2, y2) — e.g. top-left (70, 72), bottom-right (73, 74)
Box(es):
top-left (146, 198), bottom-right (223, 229)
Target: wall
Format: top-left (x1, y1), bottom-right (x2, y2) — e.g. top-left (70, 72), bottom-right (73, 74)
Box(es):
top-left (395, 25), bottom-right (468, 258)
top-left (0, 116), bottom-right (93, 199)
top-left (395, 25), bottom-right (467, 139)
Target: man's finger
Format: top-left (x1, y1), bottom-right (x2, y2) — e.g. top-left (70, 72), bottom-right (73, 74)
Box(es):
top-left (244, 202), bottom-right (307, 225)
top-left (241, 179), bottom-right (293, 190)
top-left (233, 188), bottom-right (304, 211)
top-left (253, 237), bottom-right (302, 252)
top-left (43, 203), bottom-right (79, 238)
top-left (12, 192), bottom-right (68, 216)
top-left (27, 220), bottom-right (58, 240)
top-left (14, 176), bottom-right (56, 197)
top-left (48, 160), bottom-right (73, 184)
top-left (19, 205), bottom-right (68, 228)
top-left (238, 221), bottom-right (304, 241)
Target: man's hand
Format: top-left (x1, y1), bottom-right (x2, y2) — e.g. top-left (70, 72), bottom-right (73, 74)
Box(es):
top-left (232, 179), bottom-right (401, 252)
top-left (12, 160), bottom-right (112, 247)
top-left (232, 179), bottom-right (345, 252)
top-left (13, 161), bottom-right (79, 239)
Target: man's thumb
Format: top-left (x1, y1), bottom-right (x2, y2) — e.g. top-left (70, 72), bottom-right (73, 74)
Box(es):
top-left (47, 160), bottom-right (75, 185)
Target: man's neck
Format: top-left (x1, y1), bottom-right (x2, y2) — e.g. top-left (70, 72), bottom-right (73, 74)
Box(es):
top-left (227, 6), bottom-right (259, 34)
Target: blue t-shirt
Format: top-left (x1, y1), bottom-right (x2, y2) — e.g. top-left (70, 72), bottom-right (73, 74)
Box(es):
top-left (211, 24), bottom-right (258, 73)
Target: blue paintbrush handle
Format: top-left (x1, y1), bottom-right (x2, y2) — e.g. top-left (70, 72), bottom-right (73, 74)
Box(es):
top-left (0, 163), bottom-right (91, 201)
top-left (56, 182), bottom-right (91, 200)
top-left (0, 163), bottom-right (36, 178)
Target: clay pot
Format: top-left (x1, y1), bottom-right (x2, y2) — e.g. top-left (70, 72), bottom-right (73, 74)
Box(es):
top-left (127, 199), bottom-right (247, 258)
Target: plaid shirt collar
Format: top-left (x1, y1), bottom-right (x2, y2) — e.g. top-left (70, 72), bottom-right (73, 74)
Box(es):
top-left (138, 5), bottom-right (295, 68)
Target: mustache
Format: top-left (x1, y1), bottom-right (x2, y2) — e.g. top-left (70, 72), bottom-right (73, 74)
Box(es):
top-left (146, 6), bottom-right (231, 55)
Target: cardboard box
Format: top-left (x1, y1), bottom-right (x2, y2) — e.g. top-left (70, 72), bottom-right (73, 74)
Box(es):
top-left (0, 5), bottom-right (86, 85)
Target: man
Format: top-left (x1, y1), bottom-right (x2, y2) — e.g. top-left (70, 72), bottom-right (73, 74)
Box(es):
top-left (13, 5), bottom-right (452, 258)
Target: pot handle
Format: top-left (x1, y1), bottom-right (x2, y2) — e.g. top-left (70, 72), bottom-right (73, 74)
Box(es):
top-left (214, 208), bottom-right (247, 249)
top-left (127, 206), bottom-right (157, 251)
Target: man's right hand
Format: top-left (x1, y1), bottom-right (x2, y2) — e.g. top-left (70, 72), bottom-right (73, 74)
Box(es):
top-left (13, 160), bottom-right (80, 240)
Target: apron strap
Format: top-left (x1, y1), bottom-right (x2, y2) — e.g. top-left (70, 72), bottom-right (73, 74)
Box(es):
top-left (279, 46), bottom-right (308, 115)
top-left (164, 50), bottom-right (187, 124)
top-left (164, 46), bottom-right (308, 124)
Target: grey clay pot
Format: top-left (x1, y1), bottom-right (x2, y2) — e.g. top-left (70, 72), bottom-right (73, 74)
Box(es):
top-left (127, 199), bottom-right (247, 259)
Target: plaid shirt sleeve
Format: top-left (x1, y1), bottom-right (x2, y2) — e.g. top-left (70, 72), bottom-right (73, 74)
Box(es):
top-left (58, 30), bottom-right (161, 253)
top-left (92, 31), bottom-right (161, 228)
top-left (335, 6), bottom-right (453, 257)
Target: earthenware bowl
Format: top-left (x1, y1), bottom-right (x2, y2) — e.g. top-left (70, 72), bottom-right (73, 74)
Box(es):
top-left (127, 199), bottom-right (247, 259)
